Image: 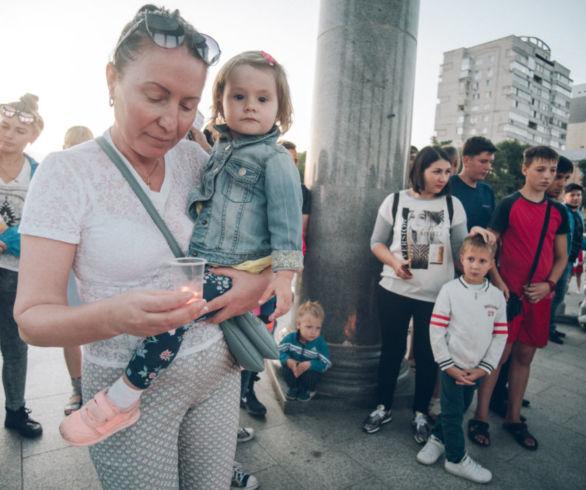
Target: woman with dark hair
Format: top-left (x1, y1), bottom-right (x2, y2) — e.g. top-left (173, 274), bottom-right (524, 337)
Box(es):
top-left (0, 93), bottom-right (44, 439)
top-left (14, 5), bottom-right (269, 488)
top-left (362, 146), bottom-right (491, 443)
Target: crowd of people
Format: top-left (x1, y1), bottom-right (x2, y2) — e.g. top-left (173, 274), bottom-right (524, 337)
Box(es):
top-left (1, 3), bottom-right (584, 490)
top-left (365, 136), bottom-right (582, 484)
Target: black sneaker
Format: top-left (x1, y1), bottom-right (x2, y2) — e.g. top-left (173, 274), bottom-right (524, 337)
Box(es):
top-left (244, 388), bottom-right (267, 416)
top-left (4, 406), bottom-right (43, 438)
top-left (549, 331), bottom-right (564, 345)
top-left (362, 405), bottom-right (392, 434)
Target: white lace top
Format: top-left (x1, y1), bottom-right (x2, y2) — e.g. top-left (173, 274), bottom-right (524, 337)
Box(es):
top-left (20, 131), bottom-right (222, 367)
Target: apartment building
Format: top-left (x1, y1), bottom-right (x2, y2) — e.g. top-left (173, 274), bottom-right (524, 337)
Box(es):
top-left (434, 35), bottom-right (572, 149)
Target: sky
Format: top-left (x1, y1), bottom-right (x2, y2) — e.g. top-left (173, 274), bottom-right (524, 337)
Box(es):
top-left (2, 0), bottom-right (586, 161)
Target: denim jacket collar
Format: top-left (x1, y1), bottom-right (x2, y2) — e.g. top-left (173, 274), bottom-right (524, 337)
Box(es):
top-left (213, 124), bottom-right (281, 148)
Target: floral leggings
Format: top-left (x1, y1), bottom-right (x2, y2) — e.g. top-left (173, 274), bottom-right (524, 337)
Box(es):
top-left (125, 270), bottom-right (232, 389)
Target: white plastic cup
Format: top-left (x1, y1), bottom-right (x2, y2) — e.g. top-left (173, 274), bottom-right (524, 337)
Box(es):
top-left (169, 257), bottom-right (207, 300)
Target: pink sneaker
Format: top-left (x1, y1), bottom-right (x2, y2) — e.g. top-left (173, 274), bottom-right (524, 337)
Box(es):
top-left (59, 390), bottom-right (140, 447)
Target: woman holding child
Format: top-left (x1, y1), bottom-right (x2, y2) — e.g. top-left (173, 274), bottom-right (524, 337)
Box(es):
top-left (14, 5), bottom-right (271, 488)
top-left (363, 146), bottom-right (491, 443)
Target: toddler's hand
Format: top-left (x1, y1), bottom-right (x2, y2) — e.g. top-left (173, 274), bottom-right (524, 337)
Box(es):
top-left (258, 270), bottom-right (294, 321)
top-left (296, 361), bottom-right (311, 377)
top-left (286, 358), bottom-right (297, 372)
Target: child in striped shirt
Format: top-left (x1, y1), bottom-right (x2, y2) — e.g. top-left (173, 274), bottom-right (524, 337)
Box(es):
top-left (416, 235), bottom-right (507, 484)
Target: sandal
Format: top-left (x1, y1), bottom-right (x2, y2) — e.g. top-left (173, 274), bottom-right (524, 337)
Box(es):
top-left (503, 422), bottom-right (538, 450)
top-left (467, 419), bottom-right (490, 447)
top-left (64, 394), bottom-right (82, 416)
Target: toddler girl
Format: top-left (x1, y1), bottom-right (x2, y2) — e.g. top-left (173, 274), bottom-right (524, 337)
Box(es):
top-left (60, 50), bottom-right (303, 446)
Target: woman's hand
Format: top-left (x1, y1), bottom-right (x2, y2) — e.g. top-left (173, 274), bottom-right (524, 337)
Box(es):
top-left (522, 282), bottom-right (551, 304)
top-left (205, 267), bottom-right (272, 324)
top-left (105, 290), bottom-right (208, 338)
top-left (257, 270), bottom-right (294, 321)
top-left (469, 226), bottom-right (496, 245)
top-left (372, 243), bottom-right (412, 280)
top-left (0, 240), bottom-right (6, 254)
top-left (391, 257), bottom-right (413, 280)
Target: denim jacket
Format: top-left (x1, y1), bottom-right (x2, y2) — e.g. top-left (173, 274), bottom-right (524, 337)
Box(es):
top-left (187, 125), bottom-right (303, 271)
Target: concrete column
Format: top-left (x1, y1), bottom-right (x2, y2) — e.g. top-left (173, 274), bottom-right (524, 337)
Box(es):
top-left (295, 0), bottom-right (420, 400)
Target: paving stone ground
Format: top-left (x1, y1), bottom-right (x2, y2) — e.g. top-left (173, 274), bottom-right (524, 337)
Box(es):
top-left (2, 289), bottom-right (586, 489)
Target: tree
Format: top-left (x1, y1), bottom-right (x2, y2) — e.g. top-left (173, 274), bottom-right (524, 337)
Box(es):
top-left (430, 136), bottom-right (453, 147)
top-left (485, 140), bottom-right (530, 201)
top-left (297, 151), bottom-right (306, 182)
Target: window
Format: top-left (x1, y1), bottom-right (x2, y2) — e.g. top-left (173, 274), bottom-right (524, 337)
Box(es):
top-left (487, 68), bottom-right (493, 77)
top-left (486, 91), bottom-right (492, 98)
top-left (528, 121), bottom-right (537, 130)
top-left (486, 79), bottom-right (491, 87)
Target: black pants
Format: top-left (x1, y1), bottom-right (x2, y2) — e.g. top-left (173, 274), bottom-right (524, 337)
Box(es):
top-left (281, 365), bottom-right (321, 392)
top-left (377, 286), bottom-right (437, 414)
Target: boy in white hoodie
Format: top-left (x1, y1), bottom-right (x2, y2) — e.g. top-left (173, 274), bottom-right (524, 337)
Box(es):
top-left (416, 235), bottom-right (507, 484)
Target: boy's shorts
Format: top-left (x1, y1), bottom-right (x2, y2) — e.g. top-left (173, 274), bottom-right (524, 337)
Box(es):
top-left (507, 295), bottom-right (552, 348)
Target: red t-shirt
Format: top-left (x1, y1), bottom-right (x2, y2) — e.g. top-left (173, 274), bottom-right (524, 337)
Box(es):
top-left (489, 192), bottom-right (569, 295)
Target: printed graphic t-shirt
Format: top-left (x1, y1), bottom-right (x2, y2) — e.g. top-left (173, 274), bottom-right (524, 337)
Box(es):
top-left (377, 190), bottom-right (467, 302)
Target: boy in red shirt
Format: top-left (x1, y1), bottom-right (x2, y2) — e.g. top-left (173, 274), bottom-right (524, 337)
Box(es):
top-left (468, 146), bottom-right (568, 450)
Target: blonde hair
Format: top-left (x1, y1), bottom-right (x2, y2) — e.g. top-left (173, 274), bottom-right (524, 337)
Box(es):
top-left (459, 234), bottom-right (496, 257)
top-left (63, 126), bottom-right (94, 149)
top-left (297, 300), bottom-right (325, 322)
top-left (211, 51), bottom-right (293, 134)
top-left (3, 93), bottom-right (44, 139)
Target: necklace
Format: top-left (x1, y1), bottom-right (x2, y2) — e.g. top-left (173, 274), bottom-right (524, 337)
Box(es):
top-left (0, 157), bottom-right (25, 183)
top-left (136, 158), bottom-right (161, 188)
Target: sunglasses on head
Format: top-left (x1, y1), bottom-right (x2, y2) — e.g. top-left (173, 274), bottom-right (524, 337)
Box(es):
top-left (115, 8), bottom-right (221, 66)
top-left (0, 105), bottom-right (35, 125)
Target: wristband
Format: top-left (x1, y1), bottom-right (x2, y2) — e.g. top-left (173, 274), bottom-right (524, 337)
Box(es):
top-left (546, 280), bottom-right (556, 292)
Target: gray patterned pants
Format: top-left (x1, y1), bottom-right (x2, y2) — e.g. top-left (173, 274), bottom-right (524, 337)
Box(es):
top-left (83, 338), bottom-right (240, 489)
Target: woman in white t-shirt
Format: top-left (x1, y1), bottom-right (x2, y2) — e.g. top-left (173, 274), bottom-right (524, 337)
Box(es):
top-left (362, 146), bottom-right (491, 444)
top-left (14, 6), bottom-right (270, 489)
top-left (0, 93), bottom-right (44, 439)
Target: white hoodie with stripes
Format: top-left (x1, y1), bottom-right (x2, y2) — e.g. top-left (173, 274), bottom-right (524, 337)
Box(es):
top-left (430, 277), bottom-right (508, 374)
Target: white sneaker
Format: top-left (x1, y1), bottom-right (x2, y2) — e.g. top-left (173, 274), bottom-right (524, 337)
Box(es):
top-left (231, 462), bottom-right (259, 489)
top-left (237, 427), bottom-right (255, 443)
top-left (416, 435), bottom-right (445, 465)
top-left (444, 454), bottom-right (492, 483)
